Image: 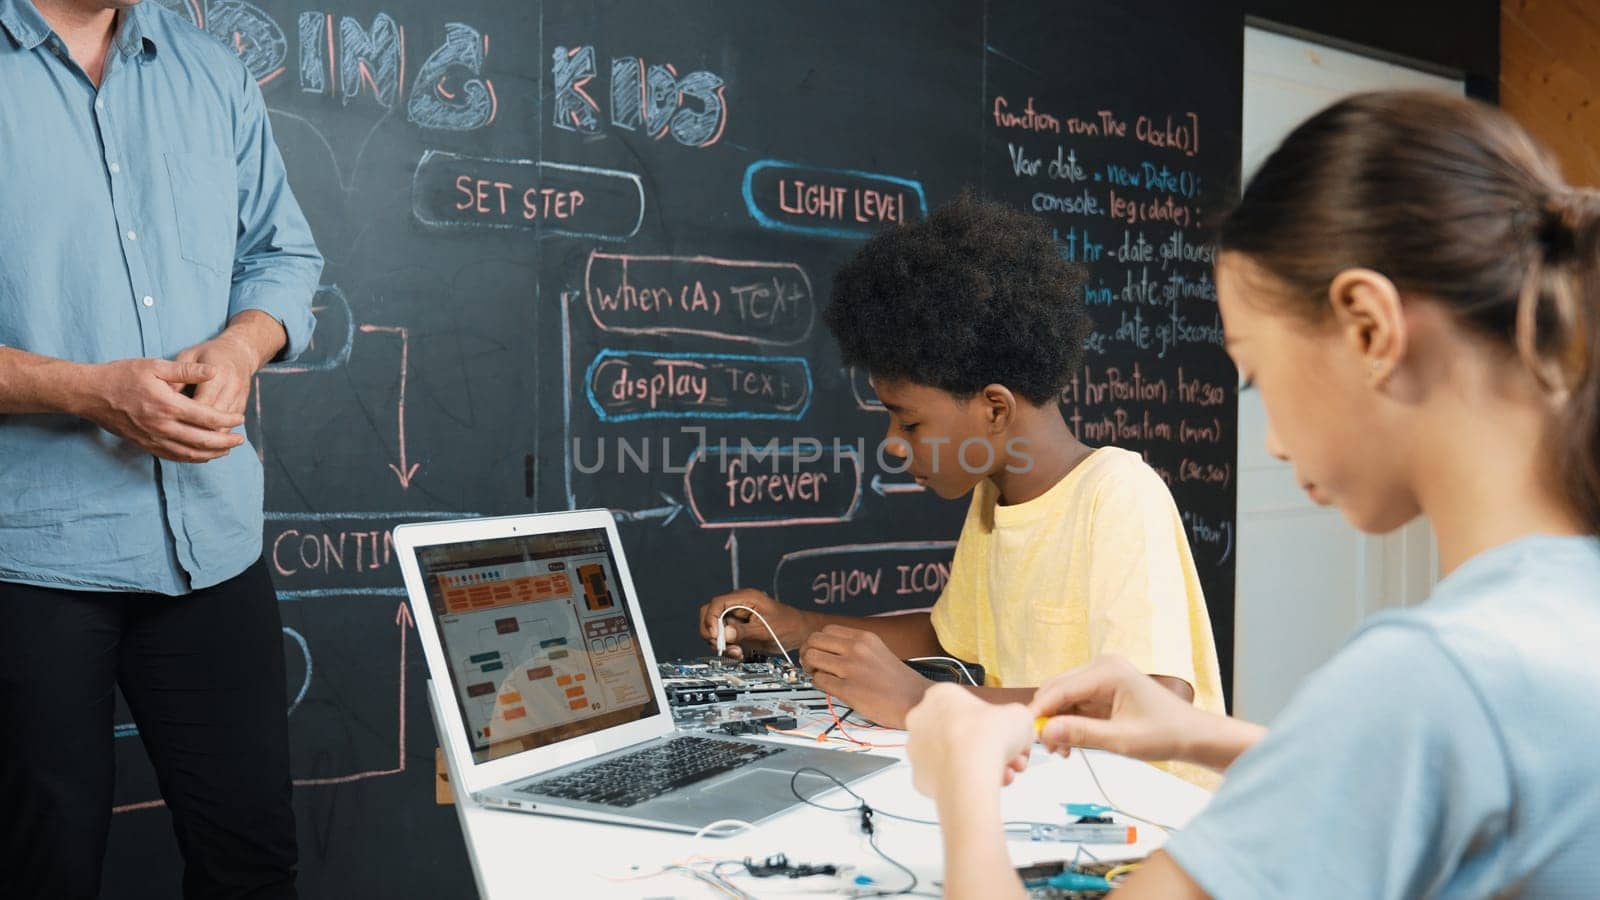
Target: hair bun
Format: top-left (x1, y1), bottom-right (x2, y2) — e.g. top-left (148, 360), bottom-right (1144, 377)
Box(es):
top-left (1540, 188), bottom-right (1600, 263)
top-left (1539, 193), bottom-right (1579, 262)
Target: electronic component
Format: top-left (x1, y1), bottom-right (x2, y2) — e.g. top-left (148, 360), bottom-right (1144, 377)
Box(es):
top-left (1016, 860), bottom-right (1067, 881)
top-left (658, 658), bottom-right (823, 708)
top-left (1023, 823), bottom-right (1136, 844)
top-left (902, 656), bottom-right (985, 685)
top-left (1064, 803), bottom-right (1115, 818)
top-left (1032, 871), bottom-right (1113, 892)
top-left (660, 657), bottom-right (828, 734)
top-left (1019, 859), bottom-right (1141, 898)
top-left (719, 715), bottom-right (798, 735)
top-left (671, 698), bottom-right (815, 732)
top-left (739, 853), bottom-right (838, 878)
top-left (660, 678), bottom-right (740, 707)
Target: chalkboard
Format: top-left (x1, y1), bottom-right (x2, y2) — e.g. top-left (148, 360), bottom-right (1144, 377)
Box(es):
top-left (105, 2), bottom-right (1241, 896)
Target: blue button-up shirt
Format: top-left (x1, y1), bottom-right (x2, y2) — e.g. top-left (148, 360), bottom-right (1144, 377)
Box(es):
top-left (0, 0), bottom-right (320, 594)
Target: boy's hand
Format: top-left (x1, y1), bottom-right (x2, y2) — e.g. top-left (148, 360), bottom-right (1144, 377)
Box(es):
top-left (800, 625), bottom-right (929, 729)
top-left (698, 589), bottom-right (814, 660)
top-left (907, 685), bottom-right (1035, 798)
top-left (1028, 655), bottom-right (1203, 761)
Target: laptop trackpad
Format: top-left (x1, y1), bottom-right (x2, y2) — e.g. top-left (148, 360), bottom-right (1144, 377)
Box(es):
top-left (705, 768), bottom-right (834, 804)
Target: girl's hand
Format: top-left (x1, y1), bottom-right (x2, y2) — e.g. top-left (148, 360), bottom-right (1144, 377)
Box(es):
top-left (1028, 656), bottom-right (1206, 762)
top-left (906, 684), bottom-right (1035, 799)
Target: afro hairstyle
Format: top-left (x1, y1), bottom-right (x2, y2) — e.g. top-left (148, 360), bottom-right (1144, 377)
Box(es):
top-left (823, 190), bottom-right (1090, 405)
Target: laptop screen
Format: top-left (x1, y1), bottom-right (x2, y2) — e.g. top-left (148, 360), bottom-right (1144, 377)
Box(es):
top-left (412, 526), bottom-right (661, 764)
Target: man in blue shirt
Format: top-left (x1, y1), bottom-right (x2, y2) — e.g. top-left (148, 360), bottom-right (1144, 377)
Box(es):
top-left (0, 0), bottom-right (320, 896)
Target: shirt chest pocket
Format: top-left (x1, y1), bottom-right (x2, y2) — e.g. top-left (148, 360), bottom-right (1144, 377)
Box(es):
top-left (164, 152), bottom-right (235, 277)
top-left (986, 560), bottom-right (1088, 684)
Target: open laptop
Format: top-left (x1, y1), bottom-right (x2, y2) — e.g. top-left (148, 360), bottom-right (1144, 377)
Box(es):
top-left (394, 509), bottom-right (895, 833)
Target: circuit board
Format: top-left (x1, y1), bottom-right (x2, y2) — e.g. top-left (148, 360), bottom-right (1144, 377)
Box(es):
top-left (1020, 859), bottom-right (1145, 898)
top-left (671, 699), bottom-right (818, 732)
top-left (658, 658), bottom-right (822, 706)
top-left (659, 658), bottom-right (829, 731)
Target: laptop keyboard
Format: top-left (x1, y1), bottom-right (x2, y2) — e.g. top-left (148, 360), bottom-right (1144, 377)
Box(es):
top-left (521, 735), bottom-right (783, 808)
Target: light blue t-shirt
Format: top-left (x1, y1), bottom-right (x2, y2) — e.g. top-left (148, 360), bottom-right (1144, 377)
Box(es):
top-left (1165, 535), bottom-right (1600, 898)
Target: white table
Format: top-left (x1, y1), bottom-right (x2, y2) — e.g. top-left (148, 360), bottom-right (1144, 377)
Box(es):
top-left (429, 684), bottom-right (1213, 898)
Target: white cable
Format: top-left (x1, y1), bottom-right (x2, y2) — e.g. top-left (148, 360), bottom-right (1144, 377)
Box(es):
top-left (716, 604), bottom-right (795, 666)
top-left (692, 817), bottom-right (756, 840)
top-left (906, 655), bottom-right (979, 686)
top-left (1078, 750), bottom-right (1177, 833)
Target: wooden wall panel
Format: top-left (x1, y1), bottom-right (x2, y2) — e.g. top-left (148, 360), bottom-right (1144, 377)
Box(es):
top-left (1501, 0), bottom-right (1600, 186)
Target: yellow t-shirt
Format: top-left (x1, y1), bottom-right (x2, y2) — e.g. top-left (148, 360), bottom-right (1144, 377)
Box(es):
top-left (929, 446), bottom-right (1225, 789)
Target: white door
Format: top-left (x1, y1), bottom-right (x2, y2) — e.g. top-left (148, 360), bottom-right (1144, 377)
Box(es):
top-left (1233, 27), bottom-right (1460, 723)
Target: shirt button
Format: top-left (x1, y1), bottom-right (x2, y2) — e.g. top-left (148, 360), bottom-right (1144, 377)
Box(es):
top-left (109, 161), bottom-right (120, 174)
top-left (126, 229), bottom-right (137, 241)
top-left (142, 295), bottom-right (154, 307)
top-left (95, 98), bottom-right (104, 111)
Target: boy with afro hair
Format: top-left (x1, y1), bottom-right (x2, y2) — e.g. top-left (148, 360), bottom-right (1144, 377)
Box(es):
top-left (697, 192), bottom-right (1223, 785)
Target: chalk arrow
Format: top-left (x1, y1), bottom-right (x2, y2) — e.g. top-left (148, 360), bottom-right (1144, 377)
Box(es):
top-left (611, 492), bottom-right (684, 526)
top-left (871, 473), bottom-right (925, 496)
top-left (360, 325), bottom-right (421, 489)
